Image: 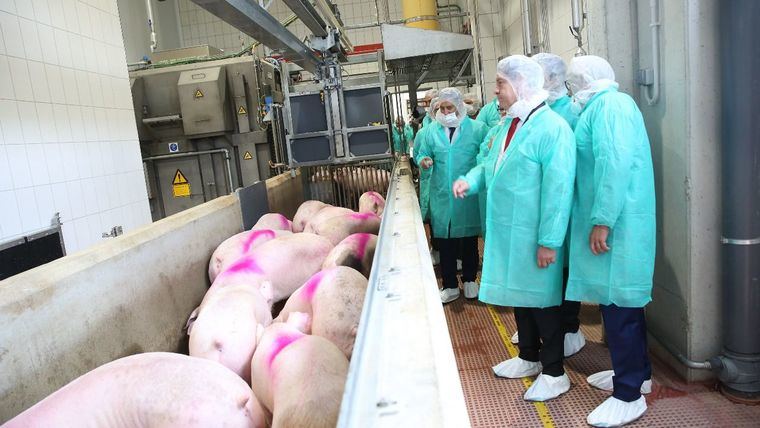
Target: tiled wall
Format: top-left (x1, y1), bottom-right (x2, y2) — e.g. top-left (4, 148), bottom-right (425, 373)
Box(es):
top-left (0, 0), bottom-right (151, 254)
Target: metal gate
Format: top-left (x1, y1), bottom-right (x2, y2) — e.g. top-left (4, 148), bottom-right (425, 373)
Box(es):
top-left (301, 158), bottom-right (394, 210)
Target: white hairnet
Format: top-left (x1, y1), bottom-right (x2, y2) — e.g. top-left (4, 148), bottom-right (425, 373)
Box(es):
top-left (424, 88), bottom-right (439, 100)
top-left (567, 55), bottom-right (619, 105)
top-left (463, 92), bottom-right (482, 111)
top-left (497, 55), bottom-right (547, 101)
top-left (428, 96), bottom-right (440, 116)
top-left (437, 87), bottom-right (466, 118)
top-left (533, 53), bottom-right (568, 103)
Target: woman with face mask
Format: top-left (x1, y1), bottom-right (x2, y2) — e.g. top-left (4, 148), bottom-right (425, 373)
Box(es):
top-left (414, 87), bottom-right (488, 304)
top-left (452, 55), bottom-right (576, 402)
top-left (565, 55), bottom-right (656, 428)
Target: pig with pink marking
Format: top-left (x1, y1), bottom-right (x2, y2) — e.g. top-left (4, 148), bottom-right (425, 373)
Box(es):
top-left (321, 233), bottom-right (378, 278)
top-left (274, 266), bottom-right (368, 358)
top-left (292, 200), bottom-right (329, 232)
top-left (358, 191), bottom-right (386, 217)
top-left (4, 352), bottom-right (267, 428)
top-left (252, 213), bottom-right (293, 232)
top-left (211, 233), bottom-right (334, 303)
top-left (312, 212), bottom-right (381, 245)
top-left (208, 229), bottom-right (291, 282)
top-left (303, 206), bottom-right (354, 233)
top-left (251, 313), bottom-right (348, 428)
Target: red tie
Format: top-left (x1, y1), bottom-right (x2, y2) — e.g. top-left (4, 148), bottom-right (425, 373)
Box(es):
top-left (502, 117), bottom-right (521, 153)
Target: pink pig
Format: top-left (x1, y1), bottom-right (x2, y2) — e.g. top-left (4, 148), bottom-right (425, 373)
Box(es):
top-left (252, 213), bottom-right (293, 232)
top-left (250, 314), bottom-right (348, 428)
top-left (321, 233), bottom-right (378, 278)
top-left (303, 206), bottom-right (354, 233)
top-left (273, 266), bottom-right (368, 358)
top-left (211, 233), bottom-right (334, 303)
top-left (189, 283), bottom-right (274, 383)
top-left (4, 352), bottom-right (267, 428)
top-left (312, 212), bottom-right (381, 245)
top-left (292, 200), bottom-right (329, 232)
top-left (358, 191), bottom-right (386, 217)
top-left (208, 229), bottom-right (292, 282)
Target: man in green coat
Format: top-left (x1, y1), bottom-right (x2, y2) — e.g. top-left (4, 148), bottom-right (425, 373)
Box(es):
top-left (414, 97), bottom-right (440, 264)
top-left (416, 88), bottom-right (487, 304)
top-left (453, 55), bottom-right (576, 402)
top-left (565, 55), bottom-right (656, 427)
top-left (391, 117), bottom-right (414, 155)
top-left (476, 97), bottom-right (501, 128)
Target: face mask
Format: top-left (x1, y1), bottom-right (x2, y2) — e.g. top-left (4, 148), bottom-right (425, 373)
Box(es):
top-left (506, 100), bottom-right (531, 120)
top-left (436, 111), bottom-right (461, 128)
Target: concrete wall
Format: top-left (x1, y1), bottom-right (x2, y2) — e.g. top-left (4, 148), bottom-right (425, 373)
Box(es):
top-left (0, 195), bottom-right (243, 423)
top-left (0, 0), bottom-right (152, 254)
top-left (500, 0), bottom-right (723, 381)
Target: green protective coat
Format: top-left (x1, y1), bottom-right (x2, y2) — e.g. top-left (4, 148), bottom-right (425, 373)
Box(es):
top-left (566, 88), bottom-right (656, 308)
top-left (476, 98), bottom-right (501, 128)
top-left (462, 106), bottom-right (576, 308)
top-left (476, 120), bottom-right (510, 236)
top-left (392, 124), bottom-right (414, 154)
top-left (422, 114), bottom-right (433, 128)
top-left (414, 126), bottom-right (433, 221)
top-left (416, 117), bottom-right (488, 239)
top-left (549, 96), bottom-right (579, 130)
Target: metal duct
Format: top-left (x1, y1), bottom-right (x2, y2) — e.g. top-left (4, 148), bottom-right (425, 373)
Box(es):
top-left (710, 0), bottom-right (760, 402)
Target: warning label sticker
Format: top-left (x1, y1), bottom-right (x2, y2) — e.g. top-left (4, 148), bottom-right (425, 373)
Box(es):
top-left (238, 105), bottom-right (247, 115)
top-left (243, 151), bottom-right (253, 160)
top-left (194, 89), bottom-right (203, 98)
top-left (172, 169), bottom-right (190, 197)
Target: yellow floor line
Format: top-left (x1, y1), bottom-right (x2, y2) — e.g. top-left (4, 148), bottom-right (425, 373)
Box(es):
top-left (487, 304), bottom-right (556, 428)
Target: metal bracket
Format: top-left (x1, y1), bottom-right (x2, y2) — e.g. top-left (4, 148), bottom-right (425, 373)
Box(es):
top-left (721, 236), bottom-right (760, 245)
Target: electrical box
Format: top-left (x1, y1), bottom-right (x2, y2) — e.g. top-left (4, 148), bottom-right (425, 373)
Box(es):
top-left (178, 66), bottom-right (230, 136)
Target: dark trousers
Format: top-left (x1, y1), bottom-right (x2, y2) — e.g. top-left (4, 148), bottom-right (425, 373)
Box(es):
top-left (439, 236), bottom-right (478, 289)
top-left (600, 304), bottom-right (652, 402)
top-left (560, 268), bottom-right (581, 334)
top-left (514, 306), bottom-right (565, 376)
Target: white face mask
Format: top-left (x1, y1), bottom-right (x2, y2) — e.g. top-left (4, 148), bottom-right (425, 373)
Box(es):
top-left (436, 111), bottom-right (461, 128)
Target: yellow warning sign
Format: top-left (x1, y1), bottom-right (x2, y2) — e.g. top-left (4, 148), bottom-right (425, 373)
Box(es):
top-left (172, 169), bottom-right (190, 197)
top-left (194, 89), bottom-right (203, 98)
top-left (243, 151), bottom-right (253, 160)
top-left (237, 105), bottom-right (247, 115)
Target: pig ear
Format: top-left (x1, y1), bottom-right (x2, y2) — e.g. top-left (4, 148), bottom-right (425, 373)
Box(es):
top-left (259, 281), bottom-right (274, 306)
top-left (256, 323), bottom-right (265, 344)
top-left (286, 312), bottom-right (311, 333)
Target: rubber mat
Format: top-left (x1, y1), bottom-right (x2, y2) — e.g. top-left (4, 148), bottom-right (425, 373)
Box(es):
top-left (443, 297), bottom-right (760, 427)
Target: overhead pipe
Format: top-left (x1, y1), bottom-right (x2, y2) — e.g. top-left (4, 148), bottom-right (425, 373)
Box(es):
top-left (643, 0), bottom-right (660, 105)
top-left (569, 0), bottom-right (586, 56)
top-left (521, 0), bottom-right (533, 55)
top-left (146, 0), bottom-right (158, 52)
top-left (402, 0), bottom-right (439, 30)
top-left (711, 0), bottom-right (760, 402)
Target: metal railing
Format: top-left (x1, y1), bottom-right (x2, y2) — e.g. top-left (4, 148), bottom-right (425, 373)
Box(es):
top-left (300, 158), bottom-right (394, 210)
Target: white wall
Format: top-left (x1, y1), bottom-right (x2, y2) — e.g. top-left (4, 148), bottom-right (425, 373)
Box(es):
top-left (0, 0), bottom-right (151, 254)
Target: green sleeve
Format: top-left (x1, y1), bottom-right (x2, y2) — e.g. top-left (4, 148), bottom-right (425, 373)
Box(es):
top-left (537, 124), bottom-right (576, 248)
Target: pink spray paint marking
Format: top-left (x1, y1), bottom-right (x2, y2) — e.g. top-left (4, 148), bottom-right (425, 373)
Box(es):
top-left (302, 270), bottom-right (328, 302)
top-left (217, 256), bottom-right (264, 281)
top-left (267, 333), bottom-right (304, 369)
top-left (277, 214), bottom-right (291, 229)
top-left (242, 229), bottom-right (275, 253)
top-left (350, 212), bottom-right (377, 221)
top-left (352, 233), bottom-right (373, 260)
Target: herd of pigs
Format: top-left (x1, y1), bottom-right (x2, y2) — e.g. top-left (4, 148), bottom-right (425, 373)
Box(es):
top-left (5, 191), bottom-right (388, 428)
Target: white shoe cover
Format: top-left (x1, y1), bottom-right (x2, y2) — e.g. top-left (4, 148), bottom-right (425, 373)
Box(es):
top-left (440, 287), bottom-right (460, 304)
top-left (463, 281), bottom-right (479, 299)
top-left (492, 357), bottom-right (542, 378)
top-left (564, 331), bottom-right (586, 357)
top-left (587, 396), bottom-right (647, 427)
top-left (510, 331), bottom-right (519, 344)
top-left (431, 250), bottom-right (440, 265)
top-left (587, 370), bottom-right (652, 394)
top-left (524, 373), bottom-right (571, 401)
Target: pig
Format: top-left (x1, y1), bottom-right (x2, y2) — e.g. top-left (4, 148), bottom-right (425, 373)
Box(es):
top-left (4, 352), bottom-right (266, 428)
top-left (303, 206), bottom-right (354, 233)
top-left (252, 213), bottom-right (293, 232)
top-left (211, 233), bottom-right (334, 303)
top-left (251, 314), bottom-right (349, 428)
top-left (292, 200), bottom-right (329, 233)
top-left (358, 191), bottom-right (386, 217)
top-left (189, 283), bottom-right (274, 383)
top-left (312, 212), bottom-right (382, 245)
top-left (209, 229), bottom-right (292, 282)
top-left (273, 266), bottom-right (368, 358)
top-left (321, 233), bottom-right (377, 278)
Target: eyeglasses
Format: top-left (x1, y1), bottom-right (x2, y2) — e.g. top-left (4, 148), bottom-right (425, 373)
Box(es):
top-left (564, 80), bottom-right (572, 94)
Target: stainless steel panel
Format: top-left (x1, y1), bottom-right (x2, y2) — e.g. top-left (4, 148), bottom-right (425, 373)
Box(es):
top-left (290, 135), bottom-right (333, 163)
top-left (177, 66), bottom-right (230, 135)
top-left (343, 87), bottom-right (385, 128)
top-left (290, 93), bottom-right (328, 133)
top-left (348, 129), bottom-right (390, 157)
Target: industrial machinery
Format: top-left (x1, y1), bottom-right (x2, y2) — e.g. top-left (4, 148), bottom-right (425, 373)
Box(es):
top-left (129, 53), bottom-right (284, 220)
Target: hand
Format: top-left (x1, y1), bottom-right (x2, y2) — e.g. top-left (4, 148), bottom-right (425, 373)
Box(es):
top-left (589, 225), bottom-right (610, 255)
top-left (452, 179), bottom-right (470, 198)
top-left (420, 157), bottom-right (433, 169)
top-left (537, 246), bottom-right (556, 268)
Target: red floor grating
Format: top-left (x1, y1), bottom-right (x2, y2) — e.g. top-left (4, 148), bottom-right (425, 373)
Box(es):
top-left (443, 297), bottom-right (760, 427)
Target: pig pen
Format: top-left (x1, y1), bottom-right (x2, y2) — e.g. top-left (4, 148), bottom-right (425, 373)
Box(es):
top-left (0, 160), bottom-right (469, 427)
